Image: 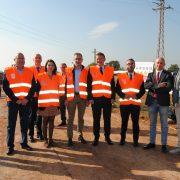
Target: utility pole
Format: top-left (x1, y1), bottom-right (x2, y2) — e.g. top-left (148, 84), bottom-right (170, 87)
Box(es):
top-left (153, 0), bottom-right (172, 58)
top-left (92, 48), bottom-right (97, 63)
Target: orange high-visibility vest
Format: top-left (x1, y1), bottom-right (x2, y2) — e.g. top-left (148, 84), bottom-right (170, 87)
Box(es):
top-left (29, 66), bottom-right (45, 81)
top-left (5, 67), bottom-right (33, 101)
top-left (90, 66), bottom-right (114, 98)
top-left (66, 67), bottom-right (88, 101)
top-left (117, 72), bottom-right (143, 106)
top-left (37, 72), bottom-right (60, 107)
top-left (57, 72), bottom-right (66, 97)
top-left (29, 66), bottom-right (45, 97)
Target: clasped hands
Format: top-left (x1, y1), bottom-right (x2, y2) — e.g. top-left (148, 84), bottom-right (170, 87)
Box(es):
top-left (16, 99), bottom-right (29, 105)
top-left (125, 94), bottom-right (137, 99)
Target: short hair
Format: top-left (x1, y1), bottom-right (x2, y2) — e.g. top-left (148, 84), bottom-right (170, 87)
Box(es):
top-left (60, 63), bottom-right (67, 67)
top-left (96, 52), bottom-right (105, 59)
top-left (45, 59), bottom-right (57, 75)
top-left (14, 52), bottom-right (24, 61)
top-left (74, 52), bottom-right (82, 57)
top-left (126, 58), bottom-right (135, 63)
top-left (156, 57), bottom-right (165, 63)
top-left (35, 54), bottom-right (42, 59)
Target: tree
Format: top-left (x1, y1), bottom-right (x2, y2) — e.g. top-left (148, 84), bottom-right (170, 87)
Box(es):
top-left (107, 60), bottom-right (120, 71)
top-left (167, 64), bottom-right (179, 73)
top-left (87, 62), bottom-right (97, 67)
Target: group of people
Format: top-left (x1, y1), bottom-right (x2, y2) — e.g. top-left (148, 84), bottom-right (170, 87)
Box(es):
top-left (2, 52), bottom-right (180, 156)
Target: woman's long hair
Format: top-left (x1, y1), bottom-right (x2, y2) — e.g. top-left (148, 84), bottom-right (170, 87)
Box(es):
top-left (45, 59), bottom-right (57, 75)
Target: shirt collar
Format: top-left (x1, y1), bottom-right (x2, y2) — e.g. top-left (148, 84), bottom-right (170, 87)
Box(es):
top-left (156, 69), bottom-right (163, 74)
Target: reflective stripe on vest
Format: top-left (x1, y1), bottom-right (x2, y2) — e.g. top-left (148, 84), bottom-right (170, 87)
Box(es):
top-left (92, 81), bottom-right (111, 87)
top-left (39, 90), bottom-right (59, 95)
top-left (59, 84), bottom-right (65, 88)
top-left (14, 92), bottom-right (28, 97)
top-left (9, 83), bottom-right (31, 88)
top-left (92, 89), bottom-right (111, 94)
top-left (122, 88), bottom-right (140, 93)
top-left (38, 98), bottom-right (59, 104)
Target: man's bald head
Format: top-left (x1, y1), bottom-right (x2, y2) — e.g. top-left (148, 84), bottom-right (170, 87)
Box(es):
top-left (155, 57), bottom-right (165, 71)
top-left (34, 53), bottom-right (42, 67)
top-left (14, 52), bottom-right (25, 69)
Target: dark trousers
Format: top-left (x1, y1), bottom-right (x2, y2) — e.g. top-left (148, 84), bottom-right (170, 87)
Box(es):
top-left (29, 97), bottom-right (42, 137)
top-left (120, 105), bottom-right (140, 143)
top-left (7, 101), bottom-right (30, 149)
top-left (42, 116), bottom-right (55, 141)
top-left (60, 96), bottom-right (66, 123)
top-left (92, 97), bottom-right (112, 140)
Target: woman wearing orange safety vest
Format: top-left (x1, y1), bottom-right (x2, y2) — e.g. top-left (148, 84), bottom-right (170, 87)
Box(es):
top-left (28, 54), bottom-right (45, 142)
top-left (3, 53), bottom-right (36, 155)
top-left (116, 58), bottom-right (145, 147)
top-left (36, 59), bottom-right (60, 148)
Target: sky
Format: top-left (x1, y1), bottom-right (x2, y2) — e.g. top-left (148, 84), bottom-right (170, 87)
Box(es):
top-left (0, 0), bottom-right (179, 71)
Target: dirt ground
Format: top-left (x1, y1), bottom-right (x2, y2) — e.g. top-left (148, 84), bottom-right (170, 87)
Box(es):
top-left (0, 94), bottom-right (179, 180)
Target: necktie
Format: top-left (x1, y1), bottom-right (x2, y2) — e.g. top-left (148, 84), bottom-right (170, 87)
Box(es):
top-left (157, 72), bottom-right (160, 83)
top-left (100, 67), bottom-right (103, 74)
top-left (37, 67), bottom-right (40, 72)
top-left (129, 73), bottom-right (132, 80)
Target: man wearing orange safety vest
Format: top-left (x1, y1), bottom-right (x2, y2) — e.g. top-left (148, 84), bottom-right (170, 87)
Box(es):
top-left (87, 52), bottom-right (115, 146)
top-left (65, 53), bottom-right (88, 147)
top-left (28, 54), bottom-right (45, 142)
top-left (3, 53), bottom-right (36, 155)
top-left (58, 63), bottom-right (67, 126)
top-left (116, 58), bottom-right (145, 147)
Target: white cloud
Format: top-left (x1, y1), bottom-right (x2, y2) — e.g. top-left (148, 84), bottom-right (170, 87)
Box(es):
top-left (89, 21), bottom-right (119, 39)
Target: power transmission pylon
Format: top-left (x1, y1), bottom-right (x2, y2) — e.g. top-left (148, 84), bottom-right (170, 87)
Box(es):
top-left (92, 48), bottom-right (97, 63)
top-left (153, 0), bottom-right (172, 58)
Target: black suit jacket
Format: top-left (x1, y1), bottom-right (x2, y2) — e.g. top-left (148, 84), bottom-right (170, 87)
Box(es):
top-left (145, 70), bottom-right (173, 106)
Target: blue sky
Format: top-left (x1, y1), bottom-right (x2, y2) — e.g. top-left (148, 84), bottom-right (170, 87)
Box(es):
top-left (0, 0), bottom-right (179, 70)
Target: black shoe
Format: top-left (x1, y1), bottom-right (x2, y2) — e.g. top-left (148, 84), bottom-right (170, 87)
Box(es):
top-left (68, 139), bottom-right (73, 147)
top-left (30, 136), bottom-right (35, 143)
top-left (58, 122), bottom-right (66, 127)
top-left (143, 143), bottom-right (155, 150)
top-left (37, 133), bottom-right (44, 140)
top-left (105, 138), bottom-right (113, 145)
top-left (6, 148), bottom-right (14, 155)
top-left (119, 140), bottom-right (125, 146)
top-left (21, 144), bottom-right (33, 151)
top-left (92, 139), bottom-right (99, 146)
top-left (39, 134), bottom-right (44, 141)
top-left (78, 135), bottom-right (87, 144)
top-left (47, 140), bottom-right (54, 148)
top-left (161, 145), bottom-right (168, 153)
top-left (133, 142), bottom-right (139, 147)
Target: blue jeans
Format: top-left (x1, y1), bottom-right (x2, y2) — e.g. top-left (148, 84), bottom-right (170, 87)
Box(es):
top-left (148, 101), bottom-right (169, 145)
top-left (7, 101), bottom-right (30, 149)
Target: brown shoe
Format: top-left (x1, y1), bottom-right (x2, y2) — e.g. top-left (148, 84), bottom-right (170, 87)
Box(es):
top-left (44, 139), bottom-right (49, 148)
